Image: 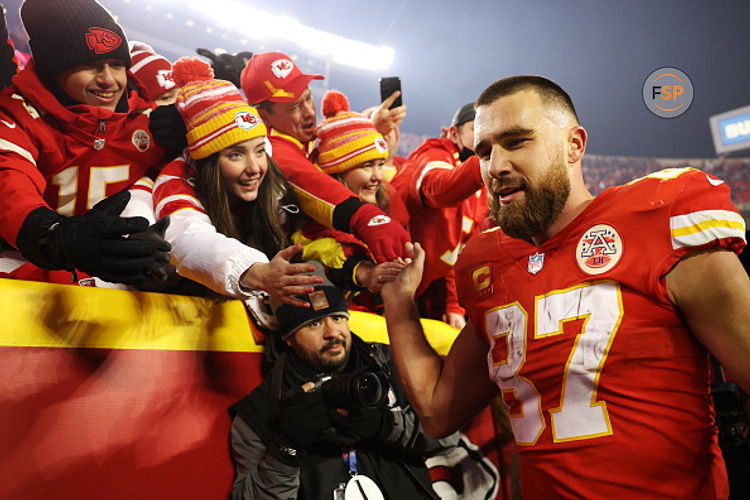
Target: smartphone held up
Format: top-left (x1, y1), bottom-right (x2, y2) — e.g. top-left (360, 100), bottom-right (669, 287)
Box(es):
top-left (379, 76), bottom-right (402, 109)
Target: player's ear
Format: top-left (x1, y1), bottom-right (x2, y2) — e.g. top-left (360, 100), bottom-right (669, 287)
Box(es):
top-left (447, 125), bottom-right (459, 144)
top-left (567, 125), bottom-right (587, 164)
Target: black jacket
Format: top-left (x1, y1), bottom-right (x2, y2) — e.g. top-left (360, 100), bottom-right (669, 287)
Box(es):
top-left (229, 333), bottom-right (458, 499)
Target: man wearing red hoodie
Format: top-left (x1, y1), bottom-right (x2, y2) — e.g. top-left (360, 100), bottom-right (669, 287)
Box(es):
top-left (391, 102), bottom-right (488, 328)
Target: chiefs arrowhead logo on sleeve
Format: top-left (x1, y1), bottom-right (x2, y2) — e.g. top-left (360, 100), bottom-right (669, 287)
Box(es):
top-left (85, 27), bottom-right (123, 55)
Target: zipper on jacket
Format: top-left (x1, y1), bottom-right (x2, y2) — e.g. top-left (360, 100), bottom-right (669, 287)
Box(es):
top-left (94, 119), bottom-right (106, 150)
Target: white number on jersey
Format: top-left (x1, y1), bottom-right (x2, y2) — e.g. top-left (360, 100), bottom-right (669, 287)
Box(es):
top-left (485, 281), bottom-right (623, 445)
top-left (50, 165), bottom-right (131, 215)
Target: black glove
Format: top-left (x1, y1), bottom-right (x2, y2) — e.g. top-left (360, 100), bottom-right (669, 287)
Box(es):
top-left (329, 405), bottom-right (395, 444)
top-left (16, 191), bottom-right (171, 285)
top-left (148, 104), bottom-right (187, 154)
top-left (273, 386), bottom-right (332, 465)
top-left (129, 215), bottom-right (172, 282)
top-left (196, 48), bottom-right (253, 89)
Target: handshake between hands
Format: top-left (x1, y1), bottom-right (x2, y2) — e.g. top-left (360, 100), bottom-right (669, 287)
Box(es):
top-left (242, 241), bottom-right (424, 308)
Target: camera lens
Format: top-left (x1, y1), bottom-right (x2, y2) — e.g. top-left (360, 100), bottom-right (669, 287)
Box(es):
top-left (354, 372), bottom-right (384, 407)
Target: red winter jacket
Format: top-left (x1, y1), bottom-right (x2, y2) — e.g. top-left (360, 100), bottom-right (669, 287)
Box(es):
top-left (0, 61), bottom-right (165, 247)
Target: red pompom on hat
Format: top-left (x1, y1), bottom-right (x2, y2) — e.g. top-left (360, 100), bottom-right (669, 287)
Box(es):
top-left (315, 89), bottom-right (387, 174)
top-left (172, 57), bottom-right (266, 160)
top-left (321, 90), bottom-right (349, 119)
top-left (171, 56), bottom-right (214, 86)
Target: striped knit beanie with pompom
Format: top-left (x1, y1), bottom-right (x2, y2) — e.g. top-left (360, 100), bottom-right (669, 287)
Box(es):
top-left (172, 57), bottom-right (267, 160)
top-left (314, 90), bottom-right (388, 175)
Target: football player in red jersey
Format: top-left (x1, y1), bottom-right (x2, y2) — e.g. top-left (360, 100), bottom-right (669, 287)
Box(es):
top-left (382, 75), bottom-right (750, 499)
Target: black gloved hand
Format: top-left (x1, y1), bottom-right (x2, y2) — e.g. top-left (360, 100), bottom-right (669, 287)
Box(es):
top-left (16, 191), bottom-right (172, 285)
top-left (148, 104), bottom-right (187, 154)
top-left (273, 386), bottom-right (332, 465)
top-left (329, 405), bottom-right (395, 444)
top-left (129, 215), bottom-right (172, 281)
top-left (196, 48), bottom-right (252, 89)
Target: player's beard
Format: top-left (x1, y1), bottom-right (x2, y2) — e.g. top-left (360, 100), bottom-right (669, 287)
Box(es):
top-left (489, 153), bottom-right (571, 241)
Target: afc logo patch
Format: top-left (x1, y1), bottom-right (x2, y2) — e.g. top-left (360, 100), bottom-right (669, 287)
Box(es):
top-left (576, 223), bottom-right (623, 275)
top-left (270, 58), bottom-right (294, 79)
top-left (131, 129), bottom-right (151, 152)
top-left (85, 27), bottom-right (122, 55)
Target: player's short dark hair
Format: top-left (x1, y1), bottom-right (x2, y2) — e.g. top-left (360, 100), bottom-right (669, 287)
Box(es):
top-left (476, 75), bottom-right (579, 124)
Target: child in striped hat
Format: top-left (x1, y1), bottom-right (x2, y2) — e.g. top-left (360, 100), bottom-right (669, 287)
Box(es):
top-left (129, 44), bottom-right (177, 106)
top-left (314, 90), bottom-right (400, 218)
top-left (290, 90), bottom-right (409, 311)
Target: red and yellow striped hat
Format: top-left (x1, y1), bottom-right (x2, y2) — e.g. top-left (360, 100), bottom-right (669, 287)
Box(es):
top-left (172, 57), bottom-right (267, 160)
top-left (314, 90), bottom-right (388, 174)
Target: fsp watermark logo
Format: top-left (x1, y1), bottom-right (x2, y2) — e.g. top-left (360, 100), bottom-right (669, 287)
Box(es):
top-left (642, 67), bottom-right (693, 118)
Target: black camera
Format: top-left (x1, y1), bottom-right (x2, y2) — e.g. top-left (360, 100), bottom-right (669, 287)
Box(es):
top-left (313, 368), bottom-right (388, 409)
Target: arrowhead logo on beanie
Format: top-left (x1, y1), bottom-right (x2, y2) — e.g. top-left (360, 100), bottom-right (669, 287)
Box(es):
top-left (85, 27), bottom-right (123, 55)
top-left (21, 0), bottom-right (131, 80)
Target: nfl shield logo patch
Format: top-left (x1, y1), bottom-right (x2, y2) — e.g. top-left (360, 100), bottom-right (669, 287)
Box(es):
top-left (528, 252), bottom-right (544, 275)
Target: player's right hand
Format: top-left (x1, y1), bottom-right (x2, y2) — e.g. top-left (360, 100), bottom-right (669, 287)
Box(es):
top-left (382, 241), bottom-right (423, 298)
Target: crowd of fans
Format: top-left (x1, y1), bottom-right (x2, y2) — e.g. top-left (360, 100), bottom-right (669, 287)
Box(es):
top-left (582, 154), bottom-right (750, 205)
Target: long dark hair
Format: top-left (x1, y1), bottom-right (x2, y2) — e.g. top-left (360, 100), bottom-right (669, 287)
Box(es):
top-left (193, 152), bottom-right (297, 258)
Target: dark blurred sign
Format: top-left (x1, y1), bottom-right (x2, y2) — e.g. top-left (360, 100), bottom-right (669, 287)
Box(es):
top-left (710, 105), bottom-right (750, 155)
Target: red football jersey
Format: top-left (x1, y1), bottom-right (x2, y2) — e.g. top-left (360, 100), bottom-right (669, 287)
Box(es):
top-left (456, 168), bottom-right (745, 499)
top-left (0, 63), bottom-right (164, 247)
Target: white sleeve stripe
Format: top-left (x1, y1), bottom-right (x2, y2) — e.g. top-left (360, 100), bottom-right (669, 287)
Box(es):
top-left (672, 226), bottom-right (746, 249)
top-left (0, 139), bottom-right (36, 166)
top-left (415, 161), bottom-right (453, 193)
top-left (670, 209), bottom-right (744, 231)
top-left (670, 210), bottom-right (746, 249)
top-left (132, 178), bottom-right (154, 189)
top-left (155, 194), bottom-right (204, 218)
top-left (153, 174), bottom-right (187, 191)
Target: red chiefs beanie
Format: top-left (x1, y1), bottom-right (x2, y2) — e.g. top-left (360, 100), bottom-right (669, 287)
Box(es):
top-left (130, 49), bottom-right (175, 101)
top-left (21, 0), bottom-right (131, 80)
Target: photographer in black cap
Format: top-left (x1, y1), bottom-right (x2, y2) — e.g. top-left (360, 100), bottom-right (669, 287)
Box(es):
top-left (229, 262), bottom-right (457, 499)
